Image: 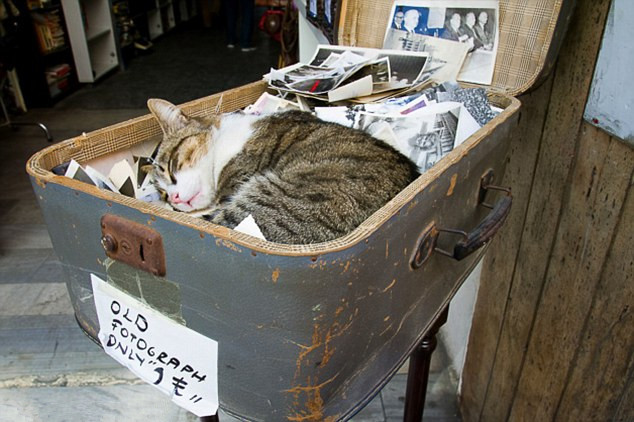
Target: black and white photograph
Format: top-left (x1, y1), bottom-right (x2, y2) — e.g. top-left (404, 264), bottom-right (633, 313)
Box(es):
top-left (349, 57), bottom-right (391, 85)
top-left (437, 86), bottom-right (496, 126)
top-left (408, 110), bottom-right (458, 171)
top-left (305, 0), bottom-right (341, 43)
top-left (376, 50), bottom-right (429, 85)
top-left (383, 0), bottom-right (499, 85)
top-left (310, 45), bottom-right (429, 87)
top-left (310, 46), bottom-right (362, 66)
top-left (353, 109), bottom-right (458, 172)
top-left (284, 64), bottom-right (345, 81)
top-left (268, 64), bottom-right (347, 94)
top-left (384, 31), bottom-right (469, 82)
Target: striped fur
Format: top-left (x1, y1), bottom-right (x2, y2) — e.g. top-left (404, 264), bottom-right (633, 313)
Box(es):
top-left (147, 99), bottom-right (419, 244)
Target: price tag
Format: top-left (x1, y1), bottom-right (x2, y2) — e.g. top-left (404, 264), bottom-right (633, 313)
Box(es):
top-left (91, 274), bottom-right (218, 417)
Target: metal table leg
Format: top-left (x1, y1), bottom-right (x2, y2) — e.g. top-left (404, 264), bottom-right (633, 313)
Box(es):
top-left (403, 306), bottom-right (450, 422)
top-left (0, 75), bottom-right (53, 142)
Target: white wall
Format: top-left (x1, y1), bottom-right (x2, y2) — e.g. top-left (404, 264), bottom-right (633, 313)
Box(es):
top-left (584, 0), bottom-right (634, 145)
top-left (439, 259), bottom-right (482, 383)
top-left (294, 0), bottom-right (330, 62)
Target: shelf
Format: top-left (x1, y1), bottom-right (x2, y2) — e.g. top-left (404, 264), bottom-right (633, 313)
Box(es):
top-left (61, 0), bottom-right (120, 83)
top-left (92, 61), bottom-right (118, 80)
top-left (27, 4), bottom-right (62, 12)
top-left (87, 27), bottom-right (112, 42)
top-left (42, 45), bottom-right (70, 56)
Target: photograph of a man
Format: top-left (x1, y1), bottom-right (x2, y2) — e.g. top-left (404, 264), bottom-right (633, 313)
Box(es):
top-left (474, 11), bottom-right (493, 50)
top-left (392, 9), bottom-right (404, 29)
top-left (441, 12), bottom-right (464, 41)
top-left (461, 12), bottom-right (483, 50)
top-left (403, 9), bottom-right (421, 33)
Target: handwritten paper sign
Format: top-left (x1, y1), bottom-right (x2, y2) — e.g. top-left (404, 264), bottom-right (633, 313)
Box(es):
top-left (91, 274), bottom-right (219, 417)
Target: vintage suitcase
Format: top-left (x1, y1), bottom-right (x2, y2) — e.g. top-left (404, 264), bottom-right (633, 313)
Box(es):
top-left (26, 1), bottom-right (573, 420)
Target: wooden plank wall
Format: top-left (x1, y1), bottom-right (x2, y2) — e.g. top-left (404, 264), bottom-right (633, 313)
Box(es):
top-left (460, 0), bottom-right (634, 420)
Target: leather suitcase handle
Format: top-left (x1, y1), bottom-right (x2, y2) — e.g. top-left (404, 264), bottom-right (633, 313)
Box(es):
top-left (410, 188), bottom-right (512, 269)
top-left (450, 195), bottom-right (512, 260)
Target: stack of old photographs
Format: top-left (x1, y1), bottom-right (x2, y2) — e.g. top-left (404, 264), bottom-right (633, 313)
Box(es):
top-left (265, 45), bottom-right (433, 103)
top-left (312, 82), bottom-right (493, 172)
top-left (251, 80), bottom-right (498, 173)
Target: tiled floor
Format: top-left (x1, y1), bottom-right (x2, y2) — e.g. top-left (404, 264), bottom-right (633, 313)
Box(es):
top-left (0, 23), bottom-right (461, 422)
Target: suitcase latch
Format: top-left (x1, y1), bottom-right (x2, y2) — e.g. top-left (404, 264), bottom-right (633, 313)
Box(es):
top-left (100, 214), bottom-right (166, 277)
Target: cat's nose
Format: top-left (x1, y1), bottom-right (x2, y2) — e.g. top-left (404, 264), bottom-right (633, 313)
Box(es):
top-left (170, 193), bottom-right (182, 204)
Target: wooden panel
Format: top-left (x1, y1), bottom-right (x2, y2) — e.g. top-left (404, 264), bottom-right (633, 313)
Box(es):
top-left (459, 73), bottom-right (554, 422)
top-left (509, 124), bottom-right (634, 419)
top-left (460, 0), bottom-right (620, 420)
top-left (475, 1), bottom-right (613, 420)
top-left (554, 145), bottom-right (634, 419)
top-left (615, 374), bottom-right (634, 421)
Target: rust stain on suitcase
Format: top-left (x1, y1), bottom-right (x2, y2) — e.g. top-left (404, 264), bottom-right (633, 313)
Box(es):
top-left (340, 261), bottom-right (351, 273)
top-left (34, 178), bottom-right (46, 189)
top-left (381, 278), bottom-right (397, 293)
top-left (447, 173), bottom-right (458, 196)
top-left (285, 374), bottom-right (340, 422)
top-left (215, 238), bottom-right (242, 253)
top-left (272, 268), bottom-right (280, 283)
top-left (309, 259), bottom-right (329, 270)
top-left (288, 306), bottom-right (357, 421)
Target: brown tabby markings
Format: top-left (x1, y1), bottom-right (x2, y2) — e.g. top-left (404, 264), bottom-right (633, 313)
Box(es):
top-left (147, 101), bottom-right (419, 244)
top-left (205, 111), bottom-right (420, 244)
top-left (170, 134), bottom-right (209, 172)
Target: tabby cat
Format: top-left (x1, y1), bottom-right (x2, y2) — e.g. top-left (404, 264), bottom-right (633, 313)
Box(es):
top-left (146, 98), bottom-right (419, 244)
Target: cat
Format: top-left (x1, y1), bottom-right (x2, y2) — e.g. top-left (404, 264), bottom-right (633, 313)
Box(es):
top-left (145, 98), bottom-right (420, 244)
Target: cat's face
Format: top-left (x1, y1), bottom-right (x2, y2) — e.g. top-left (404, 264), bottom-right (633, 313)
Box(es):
top-left (147, 99), bottom-right (218, 213)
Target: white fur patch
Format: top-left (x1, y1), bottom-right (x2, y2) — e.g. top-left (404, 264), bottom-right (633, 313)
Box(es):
top-left (169, 167), bottom-right (206, 212)
top-left (205, 113), bottom-right (263, 188)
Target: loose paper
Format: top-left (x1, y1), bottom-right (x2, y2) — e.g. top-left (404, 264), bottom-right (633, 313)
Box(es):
top-left (234, 214), bottom-right (267, 240)
top-left (91, 274), bottom-right (219, 417)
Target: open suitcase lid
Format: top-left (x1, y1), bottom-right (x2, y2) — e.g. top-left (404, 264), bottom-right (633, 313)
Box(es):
top-left (337, 0), bottom-right (574, 96)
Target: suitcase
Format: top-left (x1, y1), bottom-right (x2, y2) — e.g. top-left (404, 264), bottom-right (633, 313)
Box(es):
top-left (26, 1), bottom-right (573, 420)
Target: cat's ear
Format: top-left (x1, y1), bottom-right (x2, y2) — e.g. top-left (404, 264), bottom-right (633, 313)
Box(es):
top-left (147, 99), bottom-right (190, 134)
